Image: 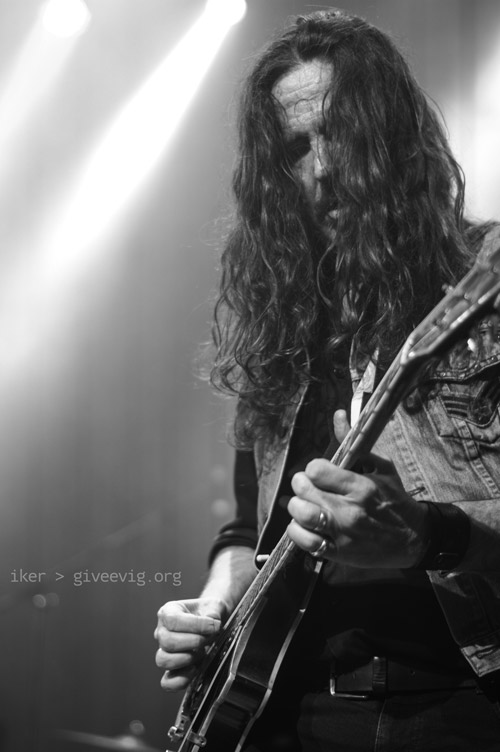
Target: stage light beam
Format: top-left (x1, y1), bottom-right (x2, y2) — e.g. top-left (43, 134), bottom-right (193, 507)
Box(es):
top-left (0, 6), bottom-right (85, 184)
top-left (0, 3), bottom-right (247, 378)
top-left (41, 2), bottom-right (247, 281)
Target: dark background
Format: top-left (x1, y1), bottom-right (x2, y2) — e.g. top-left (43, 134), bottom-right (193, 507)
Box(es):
top-left (0, 1), bottom-right (498, 750)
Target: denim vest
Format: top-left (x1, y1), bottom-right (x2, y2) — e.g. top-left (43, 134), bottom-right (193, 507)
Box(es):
top-left (253, 227), bottom-right (500, 678)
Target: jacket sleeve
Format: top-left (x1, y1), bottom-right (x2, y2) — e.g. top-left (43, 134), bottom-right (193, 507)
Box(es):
top-left (208, 449), bottom-right (259, 564)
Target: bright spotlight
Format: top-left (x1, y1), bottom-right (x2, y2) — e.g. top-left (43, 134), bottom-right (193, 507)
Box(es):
top-left (205, 0), bottom-right (247, 27)
top-left (41, 0), bottom-right (91, 39)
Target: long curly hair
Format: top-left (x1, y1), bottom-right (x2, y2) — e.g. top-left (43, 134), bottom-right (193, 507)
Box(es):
top-left (210, 9), bottom-right (487, 447)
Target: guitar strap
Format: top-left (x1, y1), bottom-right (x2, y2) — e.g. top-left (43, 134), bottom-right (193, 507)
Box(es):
top-left (350, 358), bottom-right (378, 426)
top-left (321, 356), bottom-right (381, 462)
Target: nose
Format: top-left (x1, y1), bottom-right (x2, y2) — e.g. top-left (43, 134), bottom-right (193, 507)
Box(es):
top-left (312, 135), bottom-right (331, 180)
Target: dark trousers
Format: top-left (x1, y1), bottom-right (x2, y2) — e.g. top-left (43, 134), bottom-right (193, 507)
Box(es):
top-left (300, 687), bottom-right (500, 751)
top-left (244, 686), bottom-right (500, 751)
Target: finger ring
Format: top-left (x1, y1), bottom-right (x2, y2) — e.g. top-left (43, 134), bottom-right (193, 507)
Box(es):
top-left (314, 509), bottom-right (327, 533)
top-left (311, 538), bottom-right (329, 559)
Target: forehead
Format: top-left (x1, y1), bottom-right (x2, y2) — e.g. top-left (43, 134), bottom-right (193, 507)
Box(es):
top-left (272, 60), bottom-right (333, 132)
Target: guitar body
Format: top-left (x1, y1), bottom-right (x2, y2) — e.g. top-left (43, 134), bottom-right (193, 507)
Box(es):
top-left (168, 549), bottom-right (320, 751)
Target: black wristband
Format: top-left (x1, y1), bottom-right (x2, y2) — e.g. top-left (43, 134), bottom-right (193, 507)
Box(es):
top-left (412, 501), bottom-right (471, 571)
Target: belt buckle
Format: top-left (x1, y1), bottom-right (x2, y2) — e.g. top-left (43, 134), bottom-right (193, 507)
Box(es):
top-left (329, 673), bottom-right (370, 700)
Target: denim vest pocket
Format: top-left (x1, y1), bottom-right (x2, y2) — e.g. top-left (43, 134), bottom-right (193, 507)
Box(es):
top-left (432, 377), bottom-right (500, 447)
top-left (422, 315), bottom-right (500, 456)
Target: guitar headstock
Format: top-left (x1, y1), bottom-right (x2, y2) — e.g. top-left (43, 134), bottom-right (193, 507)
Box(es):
top-left (401, 244), bottom-right (500, 366)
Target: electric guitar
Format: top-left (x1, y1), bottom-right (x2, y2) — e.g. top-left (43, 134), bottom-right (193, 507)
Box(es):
top-left (167, 239), bottom-right (500, 751)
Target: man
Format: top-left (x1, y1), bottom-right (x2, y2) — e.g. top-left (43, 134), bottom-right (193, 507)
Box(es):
top-left (155, 9), bottom-right (500, 750)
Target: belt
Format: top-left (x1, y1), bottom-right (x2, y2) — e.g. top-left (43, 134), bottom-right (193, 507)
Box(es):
top-left (330, 657), bottom-right (478, 699)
